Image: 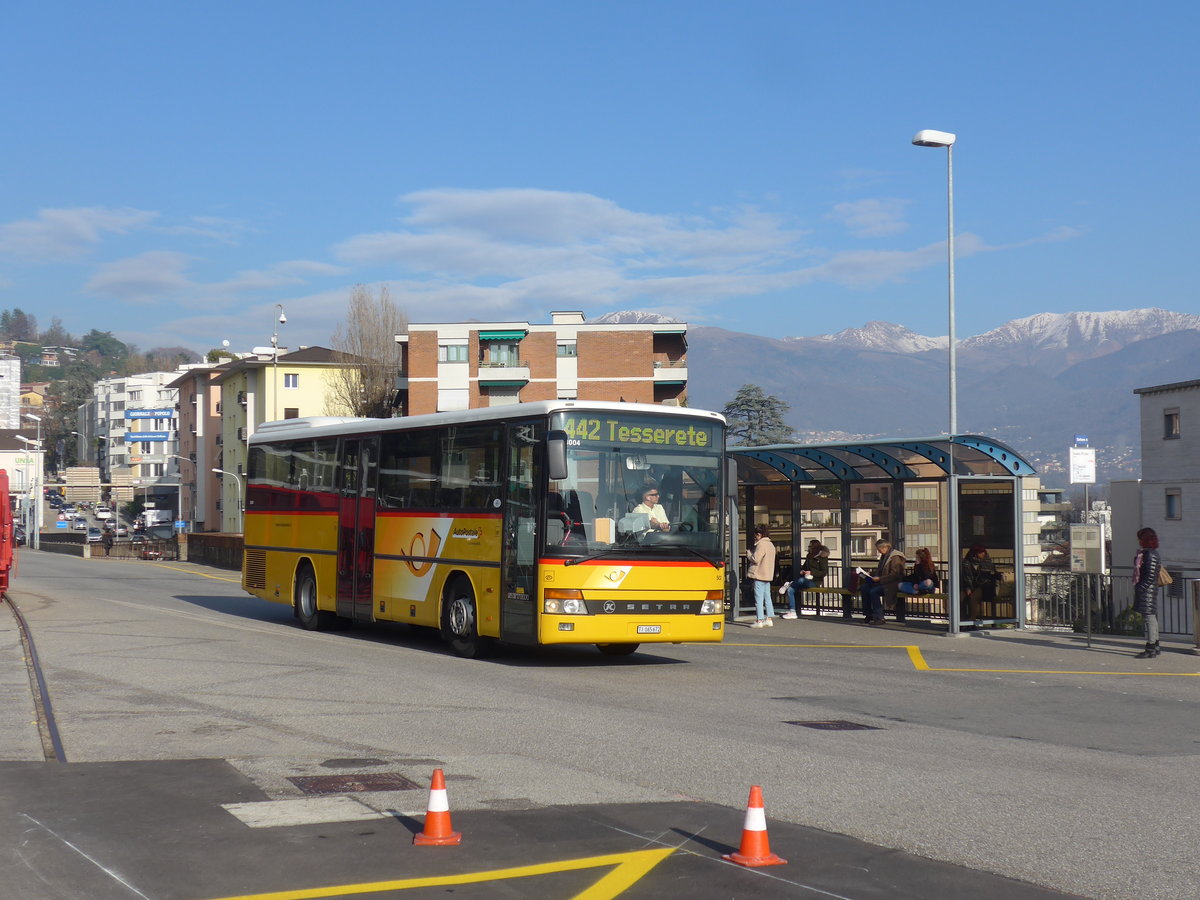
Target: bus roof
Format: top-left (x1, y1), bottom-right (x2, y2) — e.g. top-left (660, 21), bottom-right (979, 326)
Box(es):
top-left (250, 401), bottom-right (725, 445)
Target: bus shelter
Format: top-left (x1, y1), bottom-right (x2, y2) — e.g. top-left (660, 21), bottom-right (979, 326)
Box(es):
top-left (728, 435), bottom-right (1036, 633)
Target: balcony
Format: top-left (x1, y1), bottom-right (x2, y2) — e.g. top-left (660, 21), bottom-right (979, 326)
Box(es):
top-left (653, 359), bottom-right (688, 383)
top-left (478, 359), bottom-right (530, 385)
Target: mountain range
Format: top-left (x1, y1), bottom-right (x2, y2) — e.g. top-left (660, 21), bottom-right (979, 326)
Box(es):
top-left (591, 308), bottom-right (1200, 482)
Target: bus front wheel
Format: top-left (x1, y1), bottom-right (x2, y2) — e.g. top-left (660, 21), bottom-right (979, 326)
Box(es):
top-left (596, 643), bottom-right (640, 657)
top-left (442, 582), bottom-right (492, 659)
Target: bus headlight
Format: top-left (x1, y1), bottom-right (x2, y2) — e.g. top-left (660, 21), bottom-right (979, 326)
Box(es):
top-left (700, 590), bottom-right (724, 615)
top-left (544, 589), bottom-right (587, 615)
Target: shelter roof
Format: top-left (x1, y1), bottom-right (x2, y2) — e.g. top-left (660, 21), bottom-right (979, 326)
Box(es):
top-left (730, 434), bottom-right (1035, 483)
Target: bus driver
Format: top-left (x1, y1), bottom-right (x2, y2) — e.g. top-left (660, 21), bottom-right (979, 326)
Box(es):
top-left (632, 485), bottom-right (670, 532)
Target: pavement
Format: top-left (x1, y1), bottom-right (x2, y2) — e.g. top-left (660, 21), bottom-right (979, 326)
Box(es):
top-left (4, 567), bottom-right (1198, 899)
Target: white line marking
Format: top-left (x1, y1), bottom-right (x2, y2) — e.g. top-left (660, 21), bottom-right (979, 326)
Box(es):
top-left (20, 813), bottom-right (153, 899)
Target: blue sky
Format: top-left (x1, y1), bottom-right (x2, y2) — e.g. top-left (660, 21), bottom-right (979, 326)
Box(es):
top-left (1, 1), bottom-right (1195, 356)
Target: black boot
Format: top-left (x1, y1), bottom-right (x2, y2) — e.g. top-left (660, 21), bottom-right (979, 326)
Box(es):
top-left (1152, 641), bottom-right (1161, 657)
top-left (1135, 643), bottom-right (1155, 659)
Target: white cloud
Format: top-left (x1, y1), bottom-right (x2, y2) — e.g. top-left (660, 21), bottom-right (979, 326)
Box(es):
top-left (157, 216), bottom-right (252, 245)
top-left (213, 260), bottom-right (346, 292)
top-left (829, 198), bottom-right (910, 238)
top-left (85, 251), bottom-right (194, 303)
top-left (334, 189), bottom-right (810, 310)
top-left (0, 207), bottom-right (158, 260)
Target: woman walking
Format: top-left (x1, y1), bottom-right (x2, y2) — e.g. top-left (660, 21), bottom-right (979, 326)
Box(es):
top-left (1133, 527), bottom-right (1163, 659)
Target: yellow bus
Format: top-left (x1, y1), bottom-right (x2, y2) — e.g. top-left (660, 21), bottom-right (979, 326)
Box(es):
top-left (242, 401), bottom-right (728, 657)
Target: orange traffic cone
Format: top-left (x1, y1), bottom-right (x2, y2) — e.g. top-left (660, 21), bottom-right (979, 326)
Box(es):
top-left (722, 784), bottom-right (786, 867)
top-left (412, 768), bottom-right (462, 846)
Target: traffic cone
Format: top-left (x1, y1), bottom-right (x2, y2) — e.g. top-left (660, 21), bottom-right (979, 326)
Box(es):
top-left (412, 768), bottom-right (462, 846)
top-left (722, 784), bottom-right (786, 867)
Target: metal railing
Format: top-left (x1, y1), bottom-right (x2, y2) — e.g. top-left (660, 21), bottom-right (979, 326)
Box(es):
top-left (1024, 572), bottom-right (1194, 636)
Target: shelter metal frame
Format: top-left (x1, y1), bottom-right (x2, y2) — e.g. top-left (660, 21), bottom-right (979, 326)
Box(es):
top-left (728, 434), bottom-right (1036, 633)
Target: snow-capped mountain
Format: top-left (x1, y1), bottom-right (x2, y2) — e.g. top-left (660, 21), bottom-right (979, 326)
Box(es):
top-left (963, 308), bottom-right (1200, 353)
top-left (800, 320), bottom-right (947, 354)
top-left (589, 310), bottom-right (684, 325)
top-left (669, 307), bottom-right (1200, 481)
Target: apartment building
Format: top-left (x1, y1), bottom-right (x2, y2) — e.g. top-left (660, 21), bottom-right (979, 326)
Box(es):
top-left (209, 346), bottom-right (357, 532)
top-left (394, 310), bottom-right (687, 415)
top-left (165, 364), bottom-right (225, 533)
top-left (1128, 378), bottom-right (1200, 579)
top-left (78, 372), bottom-right (181, 505)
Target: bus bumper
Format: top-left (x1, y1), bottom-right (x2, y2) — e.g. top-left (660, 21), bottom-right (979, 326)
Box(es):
top-left (538, 615), bottom-right (725, 645)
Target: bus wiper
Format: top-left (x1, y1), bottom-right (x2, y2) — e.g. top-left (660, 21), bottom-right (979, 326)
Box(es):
top-left (564, 547), bottom-right (628, 566)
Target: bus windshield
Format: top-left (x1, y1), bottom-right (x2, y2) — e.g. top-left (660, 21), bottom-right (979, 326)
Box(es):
top-left (546, 411), bottom-right (723, 560)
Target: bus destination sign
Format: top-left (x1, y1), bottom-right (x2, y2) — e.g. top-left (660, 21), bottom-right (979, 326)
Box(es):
top-left (556, 414), bottom-right (716, 449)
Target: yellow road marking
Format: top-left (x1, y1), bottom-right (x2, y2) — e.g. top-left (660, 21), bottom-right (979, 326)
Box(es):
top-left (205, 848), bottom-right (675, 900)
top-left (724, 642), bottom-right (1200, 677)
top-left (904, 644), bottom-right (1199, 676)
top-left (148, 562), bottom-right (242, 583)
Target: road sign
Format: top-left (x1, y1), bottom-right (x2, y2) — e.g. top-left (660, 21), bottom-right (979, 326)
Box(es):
top-left (1069, 446), bottom-right (1096, 484)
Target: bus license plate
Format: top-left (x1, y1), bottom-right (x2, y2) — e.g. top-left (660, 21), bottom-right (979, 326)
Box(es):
top-left (637, 625), bottom-right (662, 634)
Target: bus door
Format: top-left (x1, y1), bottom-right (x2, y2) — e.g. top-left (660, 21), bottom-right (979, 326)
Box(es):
top-left (501, 421), bottom-right (542, 643)
top-left (336, 436), bottom-right (379, 623)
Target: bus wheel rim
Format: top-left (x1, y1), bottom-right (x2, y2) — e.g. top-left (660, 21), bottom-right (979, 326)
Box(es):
top-left (450, 596), bottom-right (473, 636)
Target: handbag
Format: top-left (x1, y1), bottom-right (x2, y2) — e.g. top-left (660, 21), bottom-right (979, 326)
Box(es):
top-left (1156, 567), bottom-right (1173, 586)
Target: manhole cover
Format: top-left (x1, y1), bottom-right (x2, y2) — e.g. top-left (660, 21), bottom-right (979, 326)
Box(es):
top-left (288, 772), bottom-right (422, 795)
top-left (785, 720), bottom-right (882, 731)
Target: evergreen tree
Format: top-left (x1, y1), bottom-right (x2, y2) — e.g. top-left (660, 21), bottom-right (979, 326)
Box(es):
top-left (8, 308), bottom-right (38, 341)
top-left (722, 384), bottom-right (794, 445)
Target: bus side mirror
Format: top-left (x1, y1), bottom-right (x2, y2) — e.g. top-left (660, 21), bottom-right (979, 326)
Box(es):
top-left (726, 458), bottom-right (739, 497)
top-left (547, 431), bottom-right (568, 481)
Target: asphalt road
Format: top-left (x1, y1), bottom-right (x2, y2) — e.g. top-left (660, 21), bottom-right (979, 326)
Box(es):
top-left (3, 550), bottom-right (1198, 899)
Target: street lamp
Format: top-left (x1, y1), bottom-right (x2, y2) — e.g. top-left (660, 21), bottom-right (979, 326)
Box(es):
top-left (271, 304), bottom-right (287, 421)
top-left (912, 128), bottom-right (961, 633)
top-left (212, 467), bottom-right (244, 533)
top-left (16, 434), bottom-right (42, 549)
top-left (170, 454), bottom-right (192, 531)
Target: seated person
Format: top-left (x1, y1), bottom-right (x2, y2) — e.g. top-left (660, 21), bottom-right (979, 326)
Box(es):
top-left (899, 547), bottom-right (940, 595)
top-left (632, 485), bottom-right (670, 532)
top-left (777, 540), bottom-right (830, 619)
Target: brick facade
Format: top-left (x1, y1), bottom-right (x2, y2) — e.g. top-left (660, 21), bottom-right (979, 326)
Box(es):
top-left (396, 311), bottom-right (688, 414)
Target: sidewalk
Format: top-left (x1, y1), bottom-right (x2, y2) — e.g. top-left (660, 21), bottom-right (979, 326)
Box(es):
top-left (0, 596), bottom-right (47, 761)
top-left (729, 610), bottom-right (1200, 669)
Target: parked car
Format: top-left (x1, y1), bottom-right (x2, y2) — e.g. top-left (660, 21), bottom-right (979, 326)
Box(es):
top-left (87, 527), bottom-right (103, 543)
top-left (14, 526), bottom-right (26, 546)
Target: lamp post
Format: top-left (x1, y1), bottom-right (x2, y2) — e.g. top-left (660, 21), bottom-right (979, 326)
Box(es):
top-left (16, 434), bottom-right (42, 550)
top-left (23, 414), bottom-right (43, 550)
top-left (912, 128), bottom-right (961, 634)
top-left (271, 304), bottom-right (287, 421)
top-left (212, 467), bottom-right (244, 533)
top-left (170, 454), bottom-right (192, 532)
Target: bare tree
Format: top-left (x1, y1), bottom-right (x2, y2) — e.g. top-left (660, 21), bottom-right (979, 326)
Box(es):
top-left (328, 284), bottom-right (409, 417)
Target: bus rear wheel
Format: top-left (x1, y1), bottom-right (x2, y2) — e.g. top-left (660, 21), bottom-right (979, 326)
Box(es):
top-left (596, 643), bottom-right (640, 657)
top-left (442, 582), bottom-right (492, 659)
top-left (295, 567), bottom-right (336, 631)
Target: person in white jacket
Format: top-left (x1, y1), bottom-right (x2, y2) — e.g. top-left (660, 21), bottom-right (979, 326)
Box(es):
top-left (745, 524), bottom-right (777, 627)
